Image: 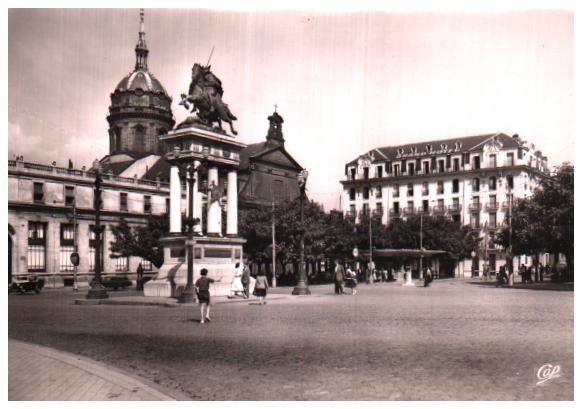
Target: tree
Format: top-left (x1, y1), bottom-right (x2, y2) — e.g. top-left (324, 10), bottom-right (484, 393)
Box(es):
top-left (496, 163), bottom-right (574, 280)
top-left (109, 216), bottom-right (168, 268)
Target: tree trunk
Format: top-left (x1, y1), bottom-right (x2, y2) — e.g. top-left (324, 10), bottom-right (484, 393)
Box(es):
top-left (565, 249), bottom-right (574, 282)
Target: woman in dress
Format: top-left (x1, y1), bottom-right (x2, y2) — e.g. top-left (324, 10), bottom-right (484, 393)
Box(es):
top-left (229, 262), bottom-right (244, 298)
top-left (254, 271), bottom-right (269, 304)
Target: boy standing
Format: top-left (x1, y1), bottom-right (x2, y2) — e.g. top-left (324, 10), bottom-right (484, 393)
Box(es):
top-left (195, 268), bottom-right (214, 324)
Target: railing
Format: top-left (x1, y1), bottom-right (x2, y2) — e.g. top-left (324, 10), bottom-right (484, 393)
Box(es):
top-left (501, 201), bottom-right (510, 209)
top-left (402, 207), bottom-right (415, 216)
top-left (448, 204), bottom-right (462, 212)
top-left (416, 207), bottom-right (430, 215)
top-left (389, 209), bottom-right (401, 217)
top-left (468, 203), bottom-right (482, 212)
top-left (484, 202), bottom-right (499, 211)
top-left (432, 206), bottom-right (446, 215)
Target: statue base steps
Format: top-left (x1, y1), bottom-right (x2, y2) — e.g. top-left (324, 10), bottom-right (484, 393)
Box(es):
top-left (143, 234), bottom-right (245, 299)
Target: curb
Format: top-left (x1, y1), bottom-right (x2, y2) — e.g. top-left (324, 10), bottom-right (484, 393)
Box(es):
top-left (9, 340), bottom-right (186, 401)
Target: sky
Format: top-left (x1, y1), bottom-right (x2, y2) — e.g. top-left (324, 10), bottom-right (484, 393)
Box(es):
top-left (7, 3), bottom-right (574, 211)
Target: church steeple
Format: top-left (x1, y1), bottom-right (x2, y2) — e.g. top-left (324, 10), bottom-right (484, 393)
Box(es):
top-left (134, 9), bottom-right (149, 71)
top-left (266, 109), bottom-right (285, 147)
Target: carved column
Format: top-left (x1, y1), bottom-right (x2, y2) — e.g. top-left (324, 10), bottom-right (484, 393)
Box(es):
top-left (193, 161), bottom-right (203, 234)
top-left (207, 166), bottom-right (221, 235)
top-left (170, 165), bottom-right (182, 233)
top-left (227, 169), bottom-right (238, 236)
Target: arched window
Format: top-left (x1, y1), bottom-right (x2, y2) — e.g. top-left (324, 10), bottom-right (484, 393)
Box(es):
top-left (133, 124), bottom-right (146, 151)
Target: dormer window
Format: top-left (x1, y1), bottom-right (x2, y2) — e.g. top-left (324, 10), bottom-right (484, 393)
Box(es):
top-left (425, 144), bottom-right (432, 153)
top-left (440, 143), bottom-right (447, 150)
top-left (455, 141), bottom-right (462, 151)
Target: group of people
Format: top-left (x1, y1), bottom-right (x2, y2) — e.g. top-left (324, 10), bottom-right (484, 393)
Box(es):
top-left (495, 263), bottom-right (551, 287)
top-left (194, 262), bottom-right (270, 324)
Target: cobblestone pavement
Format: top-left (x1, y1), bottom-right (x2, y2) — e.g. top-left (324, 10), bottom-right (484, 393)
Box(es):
top-left (9, 340), bottom-right (176, 400)
top-left (8, 279), bottom-right (573, 400)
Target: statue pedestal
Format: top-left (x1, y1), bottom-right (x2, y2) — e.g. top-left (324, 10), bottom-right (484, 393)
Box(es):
top-left (144, 235), bottom-right (246, 298)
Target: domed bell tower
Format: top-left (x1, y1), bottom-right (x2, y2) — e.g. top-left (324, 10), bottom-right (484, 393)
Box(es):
top-left (107, 9), bottom-right (174, 156)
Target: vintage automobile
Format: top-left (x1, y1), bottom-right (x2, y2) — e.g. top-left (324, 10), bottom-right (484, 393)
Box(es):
top-left (10, 276), bottom-right (45, 294)
top-left (91, 276), bottom-right (133, 290)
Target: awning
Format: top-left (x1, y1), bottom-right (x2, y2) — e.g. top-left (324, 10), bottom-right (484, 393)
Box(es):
top-left (371, 248), bottom-right (447, 258)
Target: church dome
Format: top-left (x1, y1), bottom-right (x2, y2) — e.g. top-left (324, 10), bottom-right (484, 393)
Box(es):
top-left (115, 69), bottom-right (169, 96)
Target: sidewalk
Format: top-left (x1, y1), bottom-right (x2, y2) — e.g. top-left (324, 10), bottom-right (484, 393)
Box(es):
top-left (9, 340), bottom-right (178, 401)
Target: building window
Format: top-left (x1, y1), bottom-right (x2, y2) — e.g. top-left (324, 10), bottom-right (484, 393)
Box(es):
top-left (363, 187), bottom-right (369, 200)
top-left (489, 176), bottom-right (497, 191)
top-left (453, 158), bottom-right (460, 171)
top-left (393, 202), bottom-right (400, 214)
top-left (422, 182), bottom-right (429, 196)
top-left (363, 167), bottom-right (369, 180)
top-left (506, 153), bottom-right (514, 167)
top-left (423, 161), bottom-right (430, 174)
top-left (438, 160), bottom-right (445, 173)
top-left (33, 182), bottom-right (44, 204)
top-left (60, 223), bottom-right (75, 272)
top-left (506, 175), bottom-right (514, 189)
top-left (452, 179), bottom-right (459, 193)
top-left (375, 202), bottom-right (383, 218)
top-left (362, 203), bottom-right (369, 216)
top-left (489, 195), bottom-right (497, 206)
top-left (470, 212), bottom-right (480, 229)
top-left (89, 226), bottom-right (104, 272)
top-left (115, 256), bottom-right (129, 272)
top-left (350, 168), bottom-right (356, 180)
top-left (407, 163), bottom-right (415, 175)
top-left (385, 162), bottom-right (392, 175)
top-left (376, 165), bottom-right (383, 178)
top-left (452, 197), bottom-right (460, 210)
top-left (349, 188), bottom-right (356, 201)
top-left (375, 186), bottom-right (382, 199)
top-left (140, 258), bottom-right (153, 271)
top-left (473, 156), bottom-right (480, 170)
top-left (165, 198), bottom-right (170, 214)
top-left (407, 183), bottom-right (414, 197)
top-left (488, 212), bottom-right (497, 227)
top-left (422, 200), bottom-right (429, 213)
top-left (349, 204), bottom-right (356, 217)
top-left (437, 199), bottom-right (444, 211)
top-left (437, 181), bottom-right (444, 194)
top-left (65, 186), bottom-right (75, 207)
top-left (489, 154), bottom-right (497, 168)
top-left (393, 164), bottom-right (400, 176)
top-left (407, 201), bottom-right (414, 213)
top-left (120, 192), bottom-right (128, 212)
top-left (144, 195), bottom-right (152, 214)
top-left (473, 178), bottom-right (480, 192)
top-left (393, 184), bottom-right (399, 198)
top-left (452, 214), bottom-right (461, 223)
top-left (28, 222), bottom-right (46, 272)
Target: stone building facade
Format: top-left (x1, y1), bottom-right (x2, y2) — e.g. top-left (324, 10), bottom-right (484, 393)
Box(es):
top-left (8, 158), bottom-right (186, 287)
top-left (341, 133), bottom-right (550, 277)
top-left (238, 111), bottom-right (304, 208)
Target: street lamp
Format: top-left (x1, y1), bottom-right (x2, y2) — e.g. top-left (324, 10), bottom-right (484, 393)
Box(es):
top-left (179, 163), bottom-right (198, 304)
top-left (292, 169), bottom-right (311, 295)
top-left (86, 160), bottom-right (108, 300)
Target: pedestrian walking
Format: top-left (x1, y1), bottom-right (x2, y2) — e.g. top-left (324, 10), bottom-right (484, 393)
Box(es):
top-left (424, 267), bottom-right (433, 287)
top-left (229, 262), bottom-right (245, 298)
top-left (334, 260), bottom-right (345, 295)
top-left (136, 262), bottom-right (145, 291)
top-left (253, 271), bottom-right (269, 304)
top-left (241, 263), bottom-right (251, 299)
top-left (496, 265), bottom-right (508, 287)
top-left (194, 268), bottom-right (214, 324)
top-left (345, 267), bottom-right (357, 295)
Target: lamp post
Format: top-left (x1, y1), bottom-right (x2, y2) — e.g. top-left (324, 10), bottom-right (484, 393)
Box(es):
top-left (86, 160), bottom-right (108, 299)
top-left (292, 169), bottom-right (310, 295)
top-left (179, 163), bottom-right (197, 304)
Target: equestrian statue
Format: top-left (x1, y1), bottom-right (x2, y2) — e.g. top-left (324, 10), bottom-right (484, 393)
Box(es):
top-left (179, 63), bottom-right (238, 135)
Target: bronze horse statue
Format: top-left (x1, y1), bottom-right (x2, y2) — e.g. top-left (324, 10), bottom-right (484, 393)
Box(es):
top-left (179, 63), bottom-right (238, 135)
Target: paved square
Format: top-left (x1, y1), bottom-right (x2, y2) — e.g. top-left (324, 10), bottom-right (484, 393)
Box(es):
top-left (8, 279), bottom-right (573, 400)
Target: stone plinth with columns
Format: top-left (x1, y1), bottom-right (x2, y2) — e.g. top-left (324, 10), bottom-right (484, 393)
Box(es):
top-left (144, 125), bottom-right (247, 298)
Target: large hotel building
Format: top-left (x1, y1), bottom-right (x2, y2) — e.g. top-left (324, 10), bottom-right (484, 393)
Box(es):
top-left (341, 133), bottom-right (549, 277)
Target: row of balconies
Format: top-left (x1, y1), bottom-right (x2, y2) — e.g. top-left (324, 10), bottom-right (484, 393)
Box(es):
top-left (348, 160), bottom-right (518, 181)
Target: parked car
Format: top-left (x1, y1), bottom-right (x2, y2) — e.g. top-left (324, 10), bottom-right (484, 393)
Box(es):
top-left (10, 276), bottom-right (45, 294)
top-left (92, 276), bottom-right (132, 290)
